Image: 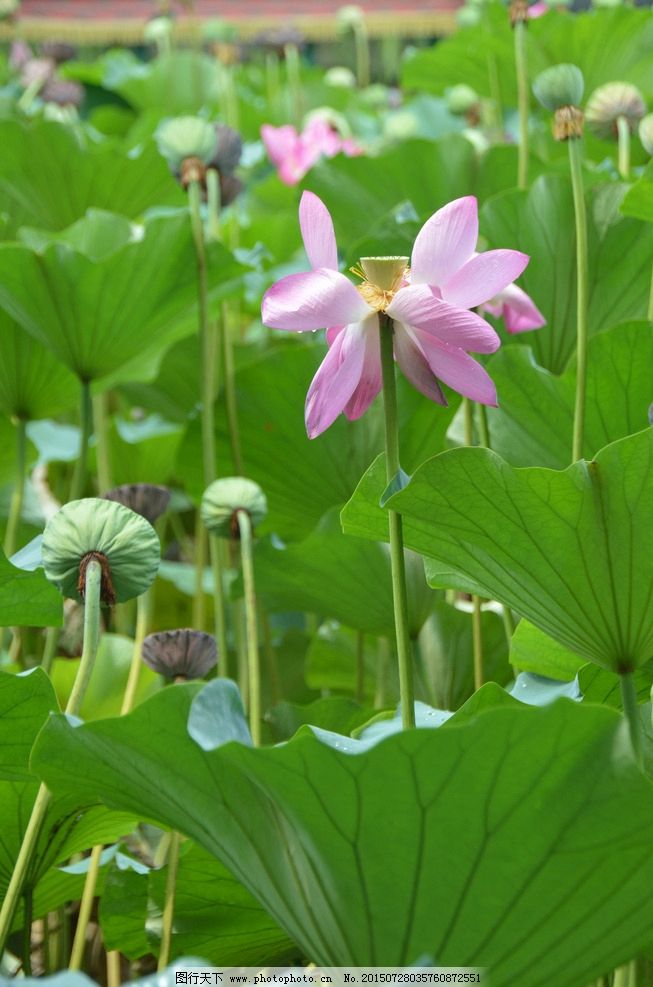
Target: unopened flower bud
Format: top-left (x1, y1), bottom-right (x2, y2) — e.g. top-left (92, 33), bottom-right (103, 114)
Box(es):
top-left (156, 116), bottom-right (218, 173)
top-left (337, 4), bottom-right (365, 29)
top-left (103, 484), bottom-right (171, 526)
top-left (201, 477), bottom-right (267, 539)
top-left (42, 499), bottom-right (160, 605)
top-left (142, 628), bottom-right (217, 680)
top-left (325, 66), bottom-right (357, 89)
top-left (585, 82), bottom-right (646, 141)
top-left (446, 84), bottom-right (480, 117)
top-left (639, 114), bottom-right (653, 157)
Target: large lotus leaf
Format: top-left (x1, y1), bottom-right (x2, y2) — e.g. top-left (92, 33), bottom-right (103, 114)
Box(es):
top-left (0, 547), bottom-right (62, 628)
top-left (0, 211), bottom-right (242, 384)
top-left (0, 311), bottom-right (77, 420)
top-left (621, 159), bottom-right (653, 223)
top-left (31, 682), bottom-right (653, 984)
top-left (305, 137), bottom-right (475, 251)
top-left (481, 177), bottom-right (653, 373)
top-left (402, 6), bottom-right (653, 104)
top-left (510, 621), bottom-right (585, 682)
top-left (102, 51), bottom-right (222, 115)
top-left (177, 341), bottom-right (457, 536)
top-left (0, 119), bottom-right (184, 235)
top-left (0, 671), bottom-right (136, 929)
top-left (252, 509), bottom-right (435, 638)
top-left (342, 429), bottom-right (653, 672)
top-left (0, 668), bottom-right (58, 781)
top-left (479, 321), bottom-right (653, 469)
top-left (100, 841), bottom-right (295, 965)
top-left (419, 601), bottom-right (510, 711)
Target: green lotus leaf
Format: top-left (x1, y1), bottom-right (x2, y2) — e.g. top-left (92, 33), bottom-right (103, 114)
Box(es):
top-left (0, 310), bottom-right (77, 421)
top-left (41, 499), bottom-right (160, 603)
top-left (201, 477), bottom-right (268, 538)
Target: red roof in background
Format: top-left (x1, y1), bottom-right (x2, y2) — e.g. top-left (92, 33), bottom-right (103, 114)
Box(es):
top-left (6, 0), bottom-right (459, 40)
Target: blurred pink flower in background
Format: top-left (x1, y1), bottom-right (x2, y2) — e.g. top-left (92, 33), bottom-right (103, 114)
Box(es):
top-left (481, 282), bottom-right (546, 333)
top-left (262, 191), bottom-right (532, 437)
top-left (261, 118), bottom-right (362, 185)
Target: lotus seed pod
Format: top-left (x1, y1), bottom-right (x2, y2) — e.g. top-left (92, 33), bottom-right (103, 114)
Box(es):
top-left (201, 477), bottom-right (268, 539)
top-left (210, 124), bottom-right (243, 175)
top-left (155, 116), bottom-right (218, 172)
top-left (639, 114), bottom-right (653, 157)
top-left (585, 82), bottom-right (646, 140)
top-left (103, 484), bottom-right (171, 526)
top-left (532, 63), bottom-right (584, 112)
top-left (42, 498), bottom-right (160, 605)
top-left (457, 6), bottom-right (481, 28)
top-left (446, 84), bottom-right (480, 116)
top-left (142, 629), bottom-right (217, 680)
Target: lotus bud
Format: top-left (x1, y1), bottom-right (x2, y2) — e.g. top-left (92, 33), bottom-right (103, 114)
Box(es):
top-left (103, 484), bottom-right (171, 526)
top-left (42, 498), bottom-right (160, 605)
top-left (142, 628), bottom-right (217, 681)
top-left (155, 116), bottom-right (218, 185)
top-left (143, 16), bottom-right (174, 45)
top-left (533, 64), bottom-right (585, 140)
top-left (639, 114), bottom-right (653, 157)
top-left (325, 66), bottom-right (357, 89)
top-left (201, 477), bottom-right (267, 539)
top-left (446, 84), bottom-right (479, 116)
top-left (457, 6), bottom-right (481, 27)
top-left (585, 82), bottom-right (646, 141)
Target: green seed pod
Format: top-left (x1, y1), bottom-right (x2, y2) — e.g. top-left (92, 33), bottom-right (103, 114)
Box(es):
top-left (201, 477), bottom-right (268, 539)
top-left (446, 84), bottom-right (480, 117)
top-left (585, 82), bottom-right (647, 140)
top-left (639, 114), bottom-right (653, 157)
top-left (155, 116), bottom-right (218, 171)
top-left (532, 63), bottom-right (585, 112)
top-left (143, 16), bottom-right (173, 44)
top-left (42, 498), bottom-right (160, 604)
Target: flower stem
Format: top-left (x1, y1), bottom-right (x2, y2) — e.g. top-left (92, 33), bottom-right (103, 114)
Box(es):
top-left (463, 398), bottom-right (485, 688)
top-left (616, 114), bottom-right (631, 180)
top-left (284, 42), bottom-right (303, 128)
top-left (222, 301), bottom-right (244, 475)
top-left (68, 843), bottom-right (103, 970)
top-left (380, 317), bottom-right (415, 729)
top-left (158, 830), bottom-right (181, 971)
top-left (353, 21), bottom-right (370, 89)
top-left (210, 534), bottom-right (229, 676)
top-left (106, 949), bottom-right (121, 987)
top-left (3, 417), bottom-right (26, 558)
top-left (206, 167), bottom-right (221, 243)
top-left (514, 19), bottom-right (529, 189)
top-left (620, 671), bottom-right (643, 768)
top-left (188, 180), bottom-right (216, 484)
top-left (356, 630), bottom-right (365, 703)
top-left (70, 378), bottom-right (93, 502)
top-left (120, 586), bottom-right (153, 715)
top-left (568, 137), bottom-right (589, 463)
top-left (482, 2), bottom-right (503, 136)
top-left (237, 510), bottom-right (261, 745)
top-left (92, 391), bottom-right (112, 494)
top-left (0, 559), bottom-right (102, 956)
top-left (648, 260), bottom-right (653, 322)
top-left (265, 52), bottom-right (281, 114)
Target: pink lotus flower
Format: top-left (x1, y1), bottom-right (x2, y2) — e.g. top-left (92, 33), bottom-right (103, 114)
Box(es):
top-left (261, 192), bottom-right (530, 438)
top-left (481, 282), bottom-right (546, 334)
top-left (261, 119), bottom-right (362, 186)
